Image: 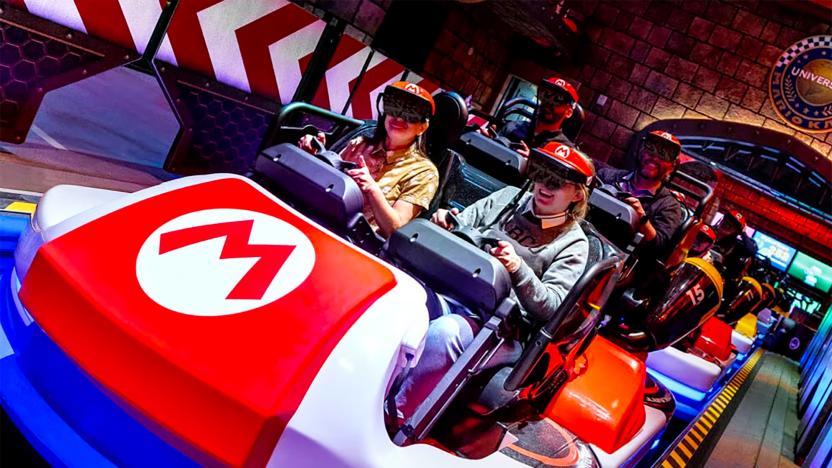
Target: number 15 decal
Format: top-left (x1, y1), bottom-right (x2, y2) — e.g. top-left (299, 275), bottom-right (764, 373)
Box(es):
top-left (685, 285), bottom-right (706, 306)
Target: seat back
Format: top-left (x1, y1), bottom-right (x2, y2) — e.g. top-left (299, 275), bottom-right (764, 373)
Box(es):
top-left (586, 188), bottom-right (641, 252)
top-left (252, 143), bottom-right (384, 254)
top-left (658, 170), bottom-right (715, 266)
top-left (426, 92), bottom-right (469, 166)
top-left (562, 103), bottom-right (585, 143)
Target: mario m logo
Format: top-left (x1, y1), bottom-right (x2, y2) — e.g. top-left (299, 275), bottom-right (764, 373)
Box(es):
top-left (554, 145), bottom-right (571, 158)
top-left (136, 209), bottom-right (315, 316)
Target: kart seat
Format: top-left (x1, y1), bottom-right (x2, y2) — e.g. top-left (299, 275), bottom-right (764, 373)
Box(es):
top-left (390, 219), bottom-right (624, 452)
top-left (562, 103), bottom-right (585, 144)
top-left (251, 143), bottom-right (384, 254)
top-left (492, 99), bottom-right (584, 145)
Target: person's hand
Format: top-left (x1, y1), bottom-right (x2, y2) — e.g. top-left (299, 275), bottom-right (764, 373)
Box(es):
top-left (476, 123), bottom-right (497, 138)
top-left (490, 240), bottom-right (522, 274)
top-left (431, 208), bottom-right (460, 230)
top-left (298, 132), bottom-right (326, 154)
top-left (622, 197), bottom-right (647, 223)
top-left (346, 156), bottom-right (380, 195)
top-left (515, 140), bottom-right (530, 159)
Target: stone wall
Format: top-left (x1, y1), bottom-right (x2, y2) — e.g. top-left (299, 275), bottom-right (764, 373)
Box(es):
top-left (420, 6), bottom-right (513, 108)
top-left (557, 0), bottom-right (832, 264)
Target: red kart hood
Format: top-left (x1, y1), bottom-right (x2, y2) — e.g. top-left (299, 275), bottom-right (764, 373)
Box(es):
top-left (19, 175), bottom-right (397, 466)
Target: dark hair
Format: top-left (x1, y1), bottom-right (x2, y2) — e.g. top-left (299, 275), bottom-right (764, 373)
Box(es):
top-left (369, 114), bottom-right (429, 155)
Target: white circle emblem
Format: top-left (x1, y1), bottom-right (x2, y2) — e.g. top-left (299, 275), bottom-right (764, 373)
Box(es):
top-left (136, 209), bottom-right (315, 316)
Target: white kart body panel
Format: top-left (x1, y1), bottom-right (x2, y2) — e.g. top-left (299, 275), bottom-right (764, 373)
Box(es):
top-left (732, 330), bottom-right (754, 355)
top-left (266, 266), bottom-right (526, 467)
top-left (646, 346), bottom-right (721, 392)
top-left (17, 175), bottom-right (529, 466)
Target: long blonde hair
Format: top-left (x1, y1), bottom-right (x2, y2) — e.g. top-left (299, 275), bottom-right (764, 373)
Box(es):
top-left (568, 150), bottom-right (594, 222)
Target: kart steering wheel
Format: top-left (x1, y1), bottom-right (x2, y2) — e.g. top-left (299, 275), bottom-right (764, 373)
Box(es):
top-left (445, 211), bottom-right (502, 252)
top-left (308, 136), bottom-right (358, 172)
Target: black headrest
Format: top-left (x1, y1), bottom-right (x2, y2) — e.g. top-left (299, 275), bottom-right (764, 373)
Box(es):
top-left (386, 219), bottom-right (511, 314)
top-left (587, 189), bottom-right (640, 250)
top-left (254, 144), bottom-right (364, 234)
top-left (562, 103), bottom-right (585, 143)
top-left (425, 91), bottom-right (468, 163)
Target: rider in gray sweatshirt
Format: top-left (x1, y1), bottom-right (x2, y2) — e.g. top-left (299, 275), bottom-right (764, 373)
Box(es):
top-left (396, 142), bottom-right (594, 419)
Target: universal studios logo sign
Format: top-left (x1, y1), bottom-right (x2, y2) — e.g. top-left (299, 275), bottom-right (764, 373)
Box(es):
top-left (769, 35), bottom-right (832, 133)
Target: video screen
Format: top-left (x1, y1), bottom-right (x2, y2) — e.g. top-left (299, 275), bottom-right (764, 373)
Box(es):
top-left (752, 231), bottom-right (796, 271)
top-left (788, 252), bottom-right (832, 293)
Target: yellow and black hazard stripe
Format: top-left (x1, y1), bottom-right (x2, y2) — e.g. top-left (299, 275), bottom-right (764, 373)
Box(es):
top-left (659, 348), bottom-right (763, 467)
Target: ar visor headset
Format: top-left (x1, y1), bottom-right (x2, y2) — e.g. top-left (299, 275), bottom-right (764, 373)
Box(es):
top-left (376, 86), bottom-right (432, 123)
top-left (642, 133), bottom-right (680, 163)
top-left (527, 147), bottom-right (592, 190)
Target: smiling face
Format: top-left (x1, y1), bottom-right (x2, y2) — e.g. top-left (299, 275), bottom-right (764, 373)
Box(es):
top-left (532, 181), bottom-right (583, 216)
top-left (537, 86), bottom-right (574, 124)
top-left (637, 149), bottom-right (676, 181)
top-left (383, 115), bottom-right (428, 150)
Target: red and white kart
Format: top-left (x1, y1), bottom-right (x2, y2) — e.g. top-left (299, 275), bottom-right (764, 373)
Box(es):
top-left (4, 139), bottom-right (680, 467)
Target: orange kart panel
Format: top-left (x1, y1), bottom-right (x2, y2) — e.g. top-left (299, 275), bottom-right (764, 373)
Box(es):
top-left (545, 336), bottom-right (646, 454)
top-left (19, 176), bottom-right (397, 467)
top-left (694, 317), bottom-right (733, 362)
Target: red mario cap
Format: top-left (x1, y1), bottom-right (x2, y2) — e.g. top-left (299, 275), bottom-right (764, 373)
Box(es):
top-left (541, 76), bottom-right (579, 104)
top-left (531, 141), bottom-right (594, 186)
top-left (387, 81), bottom-right (436, 115)
top-left (698, 224), bottom-right (717, 242)
top-left (724, 209), bottom-right (747, 231)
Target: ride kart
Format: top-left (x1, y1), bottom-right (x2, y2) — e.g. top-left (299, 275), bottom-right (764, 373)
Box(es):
top-left (2, 96), bottom-right (679, 467)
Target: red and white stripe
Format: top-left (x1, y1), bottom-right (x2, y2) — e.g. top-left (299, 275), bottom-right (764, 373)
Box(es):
top-left (309, 36), bottom-right (446, 120)
top-left (8, 0), bottom-right (165, 54)
top-left (157, 0), bottom-right (326, 104)
top-left (308, 34), bottom-right (373, 114)
top-left (346, 52), bottom-right (406, 120)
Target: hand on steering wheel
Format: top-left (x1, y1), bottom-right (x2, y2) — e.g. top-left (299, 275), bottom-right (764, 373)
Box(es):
top-left (433, 209), bottom-right (505, 255)
top-left (489, 241), bottom-right (522, 274)
top-left (476, 123), bottom-right (498, 138)
top-left (298, 132), bottom-right (326, 154)
top-left (431, 208), bottom-right (460, 230)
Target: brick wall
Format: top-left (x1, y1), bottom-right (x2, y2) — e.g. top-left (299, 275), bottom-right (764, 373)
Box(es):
top-left (556, 0), bottom-right (832, 264)
top-left (420, 7), bottom-right (512, 109)
top-left (562, 0), bottom-right (832, 166)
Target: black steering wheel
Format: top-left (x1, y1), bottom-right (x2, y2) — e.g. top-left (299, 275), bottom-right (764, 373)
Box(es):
top-left (308, 135), bottom-right (358, 172)
top-left (444, 211), bottom-right (502, 252)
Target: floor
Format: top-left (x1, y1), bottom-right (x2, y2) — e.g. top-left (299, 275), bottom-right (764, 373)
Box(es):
top-left (707, 352), bottom-right (800, 467)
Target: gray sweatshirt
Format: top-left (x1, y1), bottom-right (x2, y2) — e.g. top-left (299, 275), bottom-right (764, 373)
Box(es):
top-left (457, 186), bottom-right (589, 323)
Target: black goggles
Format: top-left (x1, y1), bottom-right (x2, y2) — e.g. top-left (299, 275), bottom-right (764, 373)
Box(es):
top-left (378, 92), bottom-right (431, 123)
top-left (527, 158), bottom-right (575, 191)
top-left (642, 137), bottom-right (679, 163)
top-left (538, 86), bottom-right (573, 106)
